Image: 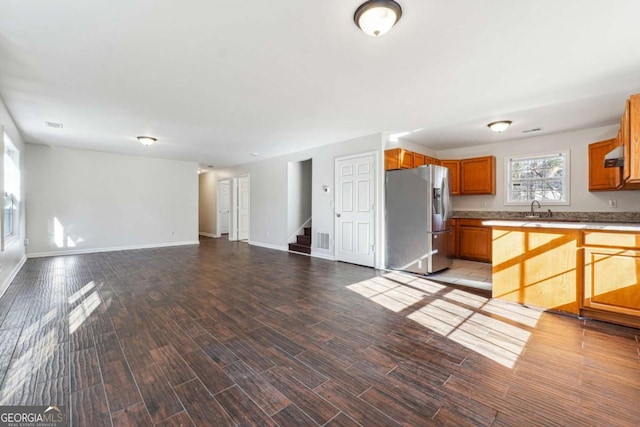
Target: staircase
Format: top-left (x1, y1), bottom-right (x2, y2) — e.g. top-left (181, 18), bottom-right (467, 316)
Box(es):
top-left (288, 227), bottom-right (311, 254)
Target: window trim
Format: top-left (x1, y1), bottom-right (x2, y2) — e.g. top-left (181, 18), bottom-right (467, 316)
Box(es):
top-left (504, 150), bottom-right (571, 206)
top-left (1, 129), bottom-right (20, 251)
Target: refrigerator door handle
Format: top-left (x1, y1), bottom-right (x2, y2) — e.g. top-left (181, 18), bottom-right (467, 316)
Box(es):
top-left (441, 175), bottom-right (450, 221)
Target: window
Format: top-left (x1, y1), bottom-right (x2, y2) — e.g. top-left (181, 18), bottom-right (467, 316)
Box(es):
top-left (3, 131), bottom-right (20, 244)
top-left (505, 151), bottom-right (570, 205)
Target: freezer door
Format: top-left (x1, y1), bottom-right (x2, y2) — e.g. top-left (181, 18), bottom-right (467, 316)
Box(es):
top-left (430, 165), bottom-right (450, 232)
top-left (385, 169), bottom-right (428, 275)
top-left (428, 230), bottom-right (453, 273)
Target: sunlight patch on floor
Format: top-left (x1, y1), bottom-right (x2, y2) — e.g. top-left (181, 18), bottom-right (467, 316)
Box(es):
top-left (347, 271), bottom-right (542, 368)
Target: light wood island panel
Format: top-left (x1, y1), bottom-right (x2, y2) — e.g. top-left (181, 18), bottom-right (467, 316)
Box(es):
top-left (492, 226), bottom-right (581, 315)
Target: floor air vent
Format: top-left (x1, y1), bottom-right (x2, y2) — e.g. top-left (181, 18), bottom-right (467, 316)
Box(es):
top-left (316, 232), bottom-right (330, 250)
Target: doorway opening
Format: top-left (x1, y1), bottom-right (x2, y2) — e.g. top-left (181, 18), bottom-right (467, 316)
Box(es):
top-left (287, 159), bottom-right (312, 254)
top-left (216, 179), bottom-right (231, 238)
top-left (228, 175), bottom-right (250, 241)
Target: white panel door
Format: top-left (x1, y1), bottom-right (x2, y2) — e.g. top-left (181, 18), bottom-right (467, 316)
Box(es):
top-left (218, 180), bottom-right (230, 234)
top-left (335, 153), bottom-right (375, 267)
top-left (238, 176), bottom-right (250, 240)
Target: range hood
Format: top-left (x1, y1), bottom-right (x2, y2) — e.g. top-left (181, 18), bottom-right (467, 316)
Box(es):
top-left (604, 146), bottom-right (624, 168)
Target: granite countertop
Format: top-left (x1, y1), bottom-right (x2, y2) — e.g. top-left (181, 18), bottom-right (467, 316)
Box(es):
top-left (453, 210), bottom-right (640, 224)
top-left (483, 220), bottom-right (640, 232)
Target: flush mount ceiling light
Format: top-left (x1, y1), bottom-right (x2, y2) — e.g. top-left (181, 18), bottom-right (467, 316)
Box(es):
top-left (137, 136), bottom-right (157, 146)
top-left (487, 121), bottom-right (512, 133)
top-left (354, 0), bottom-right (402, 37)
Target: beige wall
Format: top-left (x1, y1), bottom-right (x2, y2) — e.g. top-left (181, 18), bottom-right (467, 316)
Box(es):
top-left (198, 171), bottom-right (217, 235)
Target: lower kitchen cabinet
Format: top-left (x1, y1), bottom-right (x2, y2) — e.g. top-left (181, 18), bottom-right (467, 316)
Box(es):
top-left (457, 219), bottom-right (491, 263)
top-left (583, 232), bottom-right (640, 318)
top-left (447, 219), bottom-right (457, 258)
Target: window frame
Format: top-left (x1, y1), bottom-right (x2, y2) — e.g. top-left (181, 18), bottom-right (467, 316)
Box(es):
top-left (1, 129), bottom-right (20, 250)
top-left (504, 150), bottom-right (571, 206)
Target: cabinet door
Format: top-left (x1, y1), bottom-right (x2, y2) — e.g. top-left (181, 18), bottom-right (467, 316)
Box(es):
top-left (413, 153), bottom-right (425, 167)
top-left (384, 148), bottom-right (400, 170)
top-left (584, 247), bottom-right (640, 317)
top-left (385, 148), bottom-right (414, 170)
top-left (458, 222), bottom-right (491, 262)
top-left (441, 160), bottom-right (460, 195)
top-left (447, 219), bottom-right (458, 257)
top-left (400, 150), bottom-right (413, 169)
top-left (627, 95), bottom-right (640, 183)
top-left (460, 156), bottom-right (496, 195)
top-left (588, 139), bottom-right (621, 191)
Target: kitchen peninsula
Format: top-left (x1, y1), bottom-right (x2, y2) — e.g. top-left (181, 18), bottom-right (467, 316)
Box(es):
top-left (485, 218), bottom-right (640, 328)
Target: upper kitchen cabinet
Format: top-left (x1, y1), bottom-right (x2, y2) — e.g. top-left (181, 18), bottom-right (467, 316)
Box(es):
top-left (441, 160), bottom-right (460, 195)
top-left (623, 94), bottom-right (640, 183)
top-left (413, 152), bottom-right (425, 167)
top-left (588, 139), bottom-right (621, 191)
top-left (425, 156), bottom-right (441, 166)
top-left (384, 148), bottom-right (413, 170)
top-left (460, 156), bottom-right (496, 195)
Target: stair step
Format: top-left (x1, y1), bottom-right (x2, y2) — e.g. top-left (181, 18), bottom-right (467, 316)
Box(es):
top-left (303, 227), bottom-right (312, 237)
top-left (288, 243), bottom-right (311, 254)
top-left (296, 235), bottom-right (311, 246)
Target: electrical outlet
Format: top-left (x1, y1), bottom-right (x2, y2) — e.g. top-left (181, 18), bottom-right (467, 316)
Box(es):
top-left (482, 201), bottom-right (487, 208)
top-left (608, 199), bottom-right (617, 208)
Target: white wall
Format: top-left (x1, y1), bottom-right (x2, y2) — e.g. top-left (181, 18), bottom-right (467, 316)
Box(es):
top-left (386, 137), bottom-right (438, 157)
top-left (26, 144), bottom-right (199, 256)
top-left (0, 98), bottom-right (27, 297)
top-left (437, 124), bottom-right (640, 212)
top-left (213, 133), bottom-right (386, 267)
top-left (198, 171), bottom-right (216, 236)
top-left (287, 159), bottom-right (312, 241)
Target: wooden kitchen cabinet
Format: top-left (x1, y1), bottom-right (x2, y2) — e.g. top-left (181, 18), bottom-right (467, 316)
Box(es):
top-left (447, 219), bottom-right (458, 257)
top-left (413, 152), bottom-right (425, 167)
top-left (384, 148), bottom-right (413, 170)
top-left (425, 156), bottom-right (441, 166)
top-left (441, 160), bottom-right (460, 195)
top-left (583, 231), bottom-right (640, 318)
top-left (588, 139), bottom-right (621, 191)
top-left (460, 156), bottom-right (496, 195)
top-left (624, 94), bottom-right (640, 183)
top-left (457, 219), bottom-right (491, 262)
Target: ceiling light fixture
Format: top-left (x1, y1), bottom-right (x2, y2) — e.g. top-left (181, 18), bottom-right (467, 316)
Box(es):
top-left (487, 121), bottom-right (512, 133)
top-left (137, 136), bottom-right (157, 146)
top-left (354, 0), bottom-right (402, 37)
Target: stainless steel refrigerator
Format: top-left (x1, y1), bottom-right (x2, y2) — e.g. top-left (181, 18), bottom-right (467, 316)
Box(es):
top-left (386, 165), bottom-right (453, 274)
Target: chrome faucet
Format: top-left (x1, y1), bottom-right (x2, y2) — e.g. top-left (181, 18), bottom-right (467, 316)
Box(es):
top-left (530, 200), bottom-right (541, 217)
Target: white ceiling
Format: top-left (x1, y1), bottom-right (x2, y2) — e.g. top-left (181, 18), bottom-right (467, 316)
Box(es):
top-left (1, 1), bottom-right (639, 168)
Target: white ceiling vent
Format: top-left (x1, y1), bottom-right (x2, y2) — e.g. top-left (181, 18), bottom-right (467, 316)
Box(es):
top-left (522, 127), bottom-right (542, 134)
top-left (45, 121), bottom-right (63, 129)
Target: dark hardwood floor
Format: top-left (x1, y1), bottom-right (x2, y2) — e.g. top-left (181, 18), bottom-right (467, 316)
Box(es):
top-left (0, 236), bottom-right (638, 426)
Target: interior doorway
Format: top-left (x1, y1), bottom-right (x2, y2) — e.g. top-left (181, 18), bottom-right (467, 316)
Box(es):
top-left (228, 174), bottom-right (250, 241)
top-left (216, 179), bottom-right (230, 237)
top-left (287, 159), bottom-right (312, 244)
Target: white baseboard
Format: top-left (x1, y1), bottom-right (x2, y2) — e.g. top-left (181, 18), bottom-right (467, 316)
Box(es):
top-left (310, 251), bottom-right (336, 261)
top-left (249, 240), bottom-right (337, 261)
top-left (0, 254), bottom-right (27, 300)
top-left (248, 240), bottom-right (289, 252)
top-left (27, 241), bottom-right (200, 259)
top-left (199, 232), bottom-right (219, 238)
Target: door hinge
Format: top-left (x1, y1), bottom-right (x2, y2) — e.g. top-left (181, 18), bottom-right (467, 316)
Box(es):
top-left (371, 244), bottom-right (375, 252)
